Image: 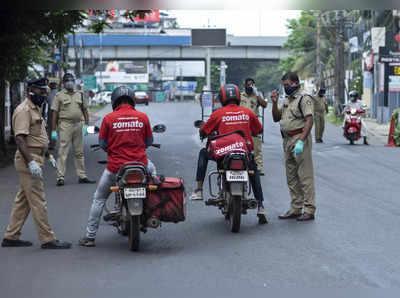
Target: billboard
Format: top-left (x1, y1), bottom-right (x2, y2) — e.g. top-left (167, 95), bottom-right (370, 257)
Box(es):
top-left (162, 61), bottom-right (205, 77)
top-left (134, 10), bottom-right (160, 23)
top-left (191, 29), bottom-right (226, 46)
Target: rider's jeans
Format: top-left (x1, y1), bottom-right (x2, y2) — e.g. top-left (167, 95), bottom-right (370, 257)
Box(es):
top-left (195, 148), bottom-right (264, 202)
top-left (85, 160), bottom-right (156, 239)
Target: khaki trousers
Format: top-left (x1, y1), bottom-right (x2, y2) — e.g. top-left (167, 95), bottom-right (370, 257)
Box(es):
top-left (56, 120), bottom-right (86, 180)
top-left (314, 113), bottom-right (325, 141)
top-left (252, 135), bottom-right (263, 171)
top-left (4, 151), bottom-right (56, 244)
top-left (283, 134), bottom-right (316, 215)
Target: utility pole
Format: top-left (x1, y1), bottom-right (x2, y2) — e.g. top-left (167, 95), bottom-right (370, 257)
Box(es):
top-left (206, 47), bottom-right (211, 91)
top-left (334, 10), bottom-right (345, 111)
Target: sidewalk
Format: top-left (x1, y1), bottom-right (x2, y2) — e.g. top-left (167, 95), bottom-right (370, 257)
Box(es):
top-left (364, 118), bottom-right (390, 145)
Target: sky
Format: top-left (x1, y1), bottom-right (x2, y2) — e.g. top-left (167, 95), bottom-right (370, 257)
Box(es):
top-left (168, 10), bottom-right (301, 36)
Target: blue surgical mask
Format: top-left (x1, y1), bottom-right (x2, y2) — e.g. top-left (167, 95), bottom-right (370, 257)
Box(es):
top-left (245, 86), bottom-right (253, 94)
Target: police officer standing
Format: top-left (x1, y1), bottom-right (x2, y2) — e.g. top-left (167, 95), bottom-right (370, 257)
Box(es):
top-left (1, 78), bottom-right (71, 249)
top-left (313, 88), bottom-right (329, 143)
top-left (271, 72), bottom-right (316, 221)
top-left (50, 73), bottom-right (95, 186)
top-left (240, 78), bottom-right (267, 175)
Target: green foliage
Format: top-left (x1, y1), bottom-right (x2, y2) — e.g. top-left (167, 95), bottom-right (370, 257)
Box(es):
top-left (280, 10), bottom-right (336, 78)
top-left (348, 57), bottom-right (363, 96)
top-left (253, 61), bottom-right (283, 94)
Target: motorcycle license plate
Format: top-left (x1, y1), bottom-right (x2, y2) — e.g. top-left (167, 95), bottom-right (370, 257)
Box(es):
top-left (124, 187), bottom-right (146, 199)
top-left (226, 171), bottom-right (248, 182)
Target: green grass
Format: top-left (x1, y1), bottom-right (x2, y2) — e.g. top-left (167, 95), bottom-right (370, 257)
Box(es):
top-left (327, 107), bottom-right (343, 126)
top-left (88, 104), bottom-right (106, 113)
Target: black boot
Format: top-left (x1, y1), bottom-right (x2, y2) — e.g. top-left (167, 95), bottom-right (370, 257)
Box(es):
top-left (363, 137), bottom-right (369, 145)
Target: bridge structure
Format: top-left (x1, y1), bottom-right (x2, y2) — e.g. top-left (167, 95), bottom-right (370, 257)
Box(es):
top-left (67, 30), bottom-right (288, 61)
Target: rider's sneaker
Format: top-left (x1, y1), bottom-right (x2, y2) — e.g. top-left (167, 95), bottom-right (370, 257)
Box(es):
top-left (189, 189), bottom-right (203, 201)
top-left (257, 203), bottom-right (268, 224)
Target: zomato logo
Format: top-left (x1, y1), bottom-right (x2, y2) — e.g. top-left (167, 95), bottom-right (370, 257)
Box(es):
top-left (113, 120), bottom-right (144, 129)
top-left (222, 114), bottom-right (249, 122)
top-left (215, 141), bottom-right (245, 155)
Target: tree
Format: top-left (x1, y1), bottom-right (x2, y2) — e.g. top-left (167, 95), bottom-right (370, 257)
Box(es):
top-left (0, 10), bottom-right (150, 154)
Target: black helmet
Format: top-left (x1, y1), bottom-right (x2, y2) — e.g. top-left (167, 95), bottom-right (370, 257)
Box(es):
top-left (63, 73), bottom-right (75, 82)
top-left (349, 90), bottom-right (358, 100)
top-left (111, 86), bottom-right (135, 109)
top-left (218, 84), bottom-right (240, 106)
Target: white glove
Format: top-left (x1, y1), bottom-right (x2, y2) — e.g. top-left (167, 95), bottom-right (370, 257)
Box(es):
top-left (252, 86), bottom-right (258, 96)
top-left (28, 160), bottom-right (43, 180)
top-left (48, 154), bottom-right (57, 169)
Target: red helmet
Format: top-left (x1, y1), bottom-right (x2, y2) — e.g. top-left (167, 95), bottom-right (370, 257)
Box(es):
top-left (218, 84), bottom-right (241, 106)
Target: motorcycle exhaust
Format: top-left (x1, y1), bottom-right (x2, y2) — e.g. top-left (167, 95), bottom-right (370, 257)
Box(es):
top-left (147, 217), bottom-right (160, 229)
top-left (247, 199), bottom-right (258, 209)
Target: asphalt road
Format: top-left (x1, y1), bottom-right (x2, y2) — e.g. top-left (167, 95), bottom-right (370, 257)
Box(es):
top-left (1, 101), bottom-right (400, 296)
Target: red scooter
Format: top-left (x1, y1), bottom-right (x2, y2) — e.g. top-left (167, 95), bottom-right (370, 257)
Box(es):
top-left (343, 108), bottom-right (363, 145)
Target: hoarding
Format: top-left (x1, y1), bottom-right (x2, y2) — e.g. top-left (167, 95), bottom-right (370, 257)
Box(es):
top-left (191, 29), bottom-right (226, 46)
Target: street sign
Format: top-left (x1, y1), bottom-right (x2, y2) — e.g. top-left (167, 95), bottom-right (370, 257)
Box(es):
top-left (82, 75), bottom-right (97, 90)
top-left (394, 66), bottom-right (400, 75)
top-left (379, 56), bottom-right (400, 63)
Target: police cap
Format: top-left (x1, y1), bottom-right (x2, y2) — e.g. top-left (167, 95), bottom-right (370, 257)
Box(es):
top-left (27, 77), bottom-right (49, 89)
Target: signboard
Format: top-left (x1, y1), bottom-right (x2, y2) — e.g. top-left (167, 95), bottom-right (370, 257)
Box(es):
top-left (191, 29), bottom-right (226, 46)
top-left (82, 75), bottom-right (97, 90)
top-left (349, 36), bottom-right (359, 53)
top-left (201, 92), bottom-right (213, 108)
top-left (124, 61), bottom-right (148, 74)
top-left (394, 66), bottom-right (400, 75)
top-left (379, 56), bottom-right (400, 63)
top-left (95, 71), bottom-right (149, 84)
top-left (371, 27), bottom-right (386, 53)
top-left (134, 9), bottom-right (160, 23)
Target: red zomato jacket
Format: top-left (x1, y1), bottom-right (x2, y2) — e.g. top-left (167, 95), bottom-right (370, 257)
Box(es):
top-left (99, 104), bottom-right (153, 174)
top-left (201, 104), bottom-right (262, 151)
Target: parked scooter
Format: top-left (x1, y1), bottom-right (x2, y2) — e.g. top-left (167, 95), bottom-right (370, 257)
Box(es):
top-left (88, 124), bottom-right (186, 251)
top-left (343, 107), bottom-right (363, 145)
top-left (194, 120), bottom-right (259, 233)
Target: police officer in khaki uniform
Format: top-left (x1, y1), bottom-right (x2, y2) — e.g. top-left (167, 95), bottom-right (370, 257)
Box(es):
top-left (1, 78), bottom-right (71, 249)
top-left (313, 88), bottom-right (329, 143)
top-left (240, 78), bottom-right (267, 175)
top-left (51, 73), bottom-right (95, 186)
top-left (271, 72), bottom-right (316, 221)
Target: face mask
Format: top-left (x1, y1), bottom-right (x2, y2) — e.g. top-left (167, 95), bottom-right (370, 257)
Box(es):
top-left (284, 85), bottom-right (299, 96)
top-left (350, 96), bottom-right (357, 102)
top-left (29, 92), bottom-right (47, 107)
top-left (64, 81), bottom-right (75, 90)
top-left (245, 86), bottom-right (253, 94)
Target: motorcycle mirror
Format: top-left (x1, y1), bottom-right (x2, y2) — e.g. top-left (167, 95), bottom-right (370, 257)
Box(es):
top-left (87, 126), bottom-right (100, 134)
top-left (152, 124), bottom-right (166, 133)
top-left (194, 120), bottom-right (204, 128)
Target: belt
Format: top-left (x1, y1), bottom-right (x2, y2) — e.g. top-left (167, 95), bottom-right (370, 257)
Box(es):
top-left (60, 119), bottom-right (83, 124)
top-left (281, 128), bottom-right (303, 138)
top-left (28, 147), bottom-right (46, 155)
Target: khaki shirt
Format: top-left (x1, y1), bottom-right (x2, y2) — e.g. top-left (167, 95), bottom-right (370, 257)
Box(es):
top-left (51, 89), bottom-right (87, 121)
top-left (12, 98), bottom-right (48, 149)
top-left (314, 95), bottom-right (328, 114)
top-left (279, 89), bottom-right (314, 133)
top-left (240, 92), bottom-right (266, 115)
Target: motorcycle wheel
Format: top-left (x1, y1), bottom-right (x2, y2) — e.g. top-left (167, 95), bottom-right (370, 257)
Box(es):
top-left (229, 196), bottom-right (242, 233)
top-left (128, 215), bottom-right (141, 251)
top-left (120, 205), bottom-right (129, 236)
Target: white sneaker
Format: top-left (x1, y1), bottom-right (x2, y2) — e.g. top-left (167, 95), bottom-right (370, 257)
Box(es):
top-left (190, 190), bottom-right (203, 201)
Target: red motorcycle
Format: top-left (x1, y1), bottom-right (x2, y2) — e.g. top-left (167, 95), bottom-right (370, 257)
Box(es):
top-left (343, 108), bottom-right (363, 145)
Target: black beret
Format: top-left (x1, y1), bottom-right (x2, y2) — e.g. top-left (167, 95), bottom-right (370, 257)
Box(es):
top-left (27, 77), bottom-right (49, 89)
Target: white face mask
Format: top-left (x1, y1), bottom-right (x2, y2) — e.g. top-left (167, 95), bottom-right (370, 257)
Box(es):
top-left (64, 81), bottom-right (75, 90)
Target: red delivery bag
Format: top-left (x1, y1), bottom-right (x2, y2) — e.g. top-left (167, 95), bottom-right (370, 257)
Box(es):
top-left (146, 176), bottom-right (186, 223)
top-left (207, 131), bottom-right (249, 160)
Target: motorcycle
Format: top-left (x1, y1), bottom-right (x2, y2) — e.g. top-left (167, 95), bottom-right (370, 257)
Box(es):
top-left (89, 124), bottom-right (186, 251)
top-left (343, 108), bottom-right (363, 145)
top-left (194, 120), bottom-right (259, 233)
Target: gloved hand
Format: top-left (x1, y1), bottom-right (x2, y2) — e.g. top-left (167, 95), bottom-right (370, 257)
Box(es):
top-left (48, 154), bottom-right (57, 169)
top-left (83, 124), bottom-right (88, 136)
top-left (292, 140), bottom-right (304, 157)
top-left (28, 160), bottom-right (43, 180)
top-left (51, 130), bottom-right (58, 142)
top-left (253, 86), bottom-right (259, 96)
